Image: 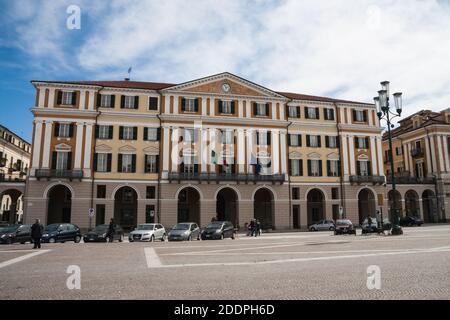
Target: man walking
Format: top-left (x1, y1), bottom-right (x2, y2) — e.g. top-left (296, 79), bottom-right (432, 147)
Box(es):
top-left (108, 218), bottom-right (115, 243)
top-left (31, 219), bottom-right (44, 249)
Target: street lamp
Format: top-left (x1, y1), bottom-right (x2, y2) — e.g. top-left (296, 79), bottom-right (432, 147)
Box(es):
top-left (375, 81), bottom-right (403, 235)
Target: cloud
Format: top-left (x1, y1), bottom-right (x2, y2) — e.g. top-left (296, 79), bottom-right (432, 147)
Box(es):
top-left (4, 0), bottom-right (450, 119)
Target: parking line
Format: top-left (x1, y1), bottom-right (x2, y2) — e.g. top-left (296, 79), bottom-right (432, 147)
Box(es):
top-left (0, 250), bottom-right (50, 270)
top-left (144, 247), bottom-right (162, 268)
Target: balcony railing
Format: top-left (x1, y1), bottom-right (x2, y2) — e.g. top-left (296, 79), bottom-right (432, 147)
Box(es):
top-left (349, 175), bottom-right (385, 185)
top-left (35, 169), bottom-right (83, 180)
top-left (168, 172), bottom-right (285, 183)
top-left (411, 147), bottom-right (424, 157)
top-left (0, 173), bottom-right (25, 183)
top-left (386, 176), bottom-right (435, 184)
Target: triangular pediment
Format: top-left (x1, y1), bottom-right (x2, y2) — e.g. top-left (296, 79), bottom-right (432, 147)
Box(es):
top-left (95, 144), bottom-right (112, 152)
top-left (307, 152), bottom-right (321, 159)
top-left (55, 143), bottom-right (71, 151)
top-left (327, 152), bottom-right (340, 160)
top-left (118, 145), bottom-right (136, 153)
top-left (162, 72), bottom-right (286, 98)
top-left (358, 154), bottom-right (369, 160)
top-left (143, 146), bottom-right (159, 155)
top-left (289, 151), bottom-right (302, 159)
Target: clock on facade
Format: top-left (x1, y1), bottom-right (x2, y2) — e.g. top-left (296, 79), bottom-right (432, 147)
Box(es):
top-left (222, 83), bottom-right (231, 93)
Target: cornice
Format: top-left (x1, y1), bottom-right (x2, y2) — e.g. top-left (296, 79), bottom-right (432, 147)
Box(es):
top-left (159, 114), bottom-right (289, 128)
top-left (31, 107), bottom-right (98, 117)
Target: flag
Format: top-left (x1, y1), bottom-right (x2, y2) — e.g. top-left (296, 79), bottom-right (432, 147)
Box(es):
top-left (127, 67), bottom-right (132, 74)
top-left (211, 150), bottom-right (218, 165)
top-left (223, 157), bottom-right (228, 167)
top-left (250, 153), bottom-right (257, 165)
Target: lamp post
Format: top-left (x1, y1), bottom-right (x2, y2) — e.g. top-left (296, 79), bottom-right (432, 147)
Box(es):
top-left (375, 81), bottom-right (403, 235)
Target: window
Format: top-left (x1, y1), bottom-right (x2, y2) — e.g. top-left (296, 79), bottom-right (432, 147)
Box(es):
top-left (307, 135), bottom-right (321, 148)
top-left (56, 152), bottom-right (69, 170)
top-left (97, 185), bottom-right (106, 199)
top-left (61, 91), bottom-right (74, 105)
top-left (353, 110), bottom-right (366, 122)
top-left (288, 106), bottom-right (300, 118)
top-left (257, 157), bottom-right (271, 175)
top-left (305, 107), bottom-right (319, 119)
top-left (292, 188), bottom-right (300, 200)
top-left (257, 131), bottom-right (271, 146)
top-left (289, 134), bottom-right (301, 147)
top-left (255, 103), bottom-right (268, 116)
top-left (308, 159), bottom-right (322, 176)
top-left (100, 95), bottom-right (113, 108)
top-left (144, 128), bottom-right (159, 141)
top-left (58, 123), bottom-right (71, 138)
top-left (123, 96), bottom-right (136, 109)
top-left (415, 140), bottom-right (422, 150)
top-left (146, 186), bottom-right (156, 199)
top-left (182, 155), bottom-right (197, 174)
top-left (327, 160), bottom-right (341, 177)
top-left (326, 136), bottom-right (339, 148)
top-left (221, 130), bottom-right (234, 145)
top-left (145, 155), bottom-right (158, 173)
top-left (183, 129), bottom-right (194, 143)
top-left (149, 97), bottom-right (158, 110)
top-left (332, 188), bottom-right (339, 199)
top-left (289, 159), bottom-right (303, 176)
top-left (415, 162), bottom-right (424, 178)
top-left (120, 154), bottom-right (135, 173)
top-left (356, 137), bottom-right (369, 149)
top-left (220, 101), bottom-right (233, 114)
top-left (219, 158), bottom-right (235, 174)
top-left (357, 160), bottom-right (370, 176)
top-left (96, 153), bottom-right (109, 172)
top-left (97, 125), bottom-right (112, 139)
top-left (183, 99), bottom-right (196, 112)
top-left (120, 126), bottom-right (136, 140)
top-left (396, 146), bottom-right (402, 156)
top-left (324, 108), bottom-right (335, 120)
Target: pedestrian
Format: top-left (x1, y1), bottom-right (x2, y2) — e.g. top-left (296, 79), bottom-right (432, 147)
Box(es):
top-left (108, 218), bottom-right (115, 243)
top-left (31, 219), bottom-right (44, 249)
top-left (256, 220), bottom-right (261, 237)
top-left (249, 219), bottom-right (256, 237)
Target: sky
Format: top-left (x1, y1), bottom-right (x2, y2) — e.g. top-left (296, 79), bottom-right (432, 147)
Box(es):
top-left (1, 0), bottom-right (450, 142)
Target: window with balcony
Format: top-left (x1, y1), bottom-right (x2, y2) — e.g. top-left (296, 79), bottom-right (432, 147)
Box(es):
top-left (183, 129), bottom-right (195, 143)
top-left (306, 135), bottom-right (321, 148)
top-left (54, 151), bottom-right (71, 170)
top-left (357, 160), bottom-right (371, 176)
top-left (415, 162), bottom-right (424, 178)
top-left (289, 134), bottom-right (301, 147)
top-left (221, 130), bottom-right (234, 145)
top-left (145, 155), bottom-right (159, 173)
top-left (289, 159), bottom-right (303, 176)
top-left (256, 131), bottom-right (271, 146)
top-left (181, 155), bottom-right (198, 174)
top-left (219, 156), bottom-right (235, 174)
top-left (327, 160), bottom-right (341, 177)
top-left (325, 136), bottom-right (339, 148)
top-left (307, 159), bottom-right (322, 176)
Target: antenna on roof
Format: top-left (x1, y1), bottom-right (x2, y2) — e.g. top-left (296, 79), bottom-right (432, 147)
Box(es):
top-left (125, 67), bottom-right (132, 81)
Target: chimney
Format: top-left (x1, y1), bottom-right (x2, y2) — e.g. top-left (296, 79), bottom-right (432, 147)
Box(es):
top-left (124, 78), bottom-right (130, 81)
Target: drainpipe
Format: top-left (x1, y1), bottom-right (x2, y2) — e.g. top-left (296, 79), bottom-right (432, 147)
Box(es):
top-left (286, 117), bottom-right (293, 230)
top-left (334, 103), bottom-right (346, 218)
top-left (426, 127), bottom-right (440, 222)
top-left (156, 91), bottom-right (163, 224)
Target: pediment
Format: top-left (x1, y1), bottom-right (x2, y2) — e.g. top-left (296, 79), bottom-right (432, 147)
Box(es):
top-left (307, 152), bottom-right (321, 159)
top-left (327, 152), bottom-right (340, 160)
top-left (55, 143), bottom-right (71, 151)
top-left (118, 145), bottom-right (136, 153)
top-left (163, 72), bottom-right (286, 98)
top-left (358, 154), bottom-right (369, 160)
top-left (143, 146), bottom-right (159, 155)
top-left (95, 144), bottom-right (112, 152)
top-left (289, 151), bottom-right (302, 159)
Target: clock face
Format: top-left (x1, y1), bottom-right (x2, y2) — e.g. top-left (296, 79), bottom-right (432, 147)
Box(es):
top-left (222, 83), bottom-right (231, 93)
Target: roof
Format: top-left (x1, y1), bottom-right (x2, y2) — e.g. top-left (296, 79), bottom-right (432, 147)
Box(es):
top-left (0, 124), bottom-right (31, 145)
top-left (277, 91), bottom-right (370, 105)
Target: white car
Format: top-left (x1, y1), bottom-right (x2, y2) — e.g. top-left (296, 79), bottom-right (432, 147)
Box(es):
top-left (128, 223), bottom-right (166, 242)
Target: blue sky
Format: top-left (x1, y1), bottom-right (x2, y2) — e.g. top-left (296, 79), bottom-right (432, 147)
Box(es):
top-left (1, 0), bottom-right (450, 142)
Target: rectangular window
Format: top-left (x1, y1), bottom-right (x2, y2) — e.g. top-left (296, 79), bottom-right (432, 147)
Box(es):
top-left (100, 95), bottom-right (112, 108)
top-left (415, 162), bottom-right (424, 178)
top-left (289, 106), bottom-right (300, 118)
top-left (145, 155), bottom-right (158, 173)
top-left (255, 103), bottom-right (267, 116)
top-left (121, 154), bottom-right (134, 173)
top-left (184, 99), bottom-right (196, 112)
top-left (415, 140), bottom-right (422, 149)
top-left (58, 123), bottom-right (71, 138)
top-left (145, 128), bottom-right (158, 141)
top-left (123, 96), bottom-right (135, 109)
top-left (146, 186), bottom-right (156, 199)
top-left (354, 110), bottom-right (366, 122)
top-left (326, 136), bottom-right (338, 148)
top-left (183, 129), bottom-right (194, 143)
top-left (96, 153), bottom-right (108, 172)
top-left (327, 160), bottom-right (340, 177)
top-left (292, 187), bottom-right (300, 200)
top-left (97, 125), bottom-right (111, 139)
top-left (289, 159), bottom-right (303, 176)
top-left (332, 188), bottom-right (339, 200)
top-left (221, 101), bottom-right (232, 114)
top-left (308, 135), bottom-right (321, 148)
top-left (61, 91), bottom-right (74, 105)
top-left (257, 131), bottom-right (270, 146)
top-left (305, 107), bottom-right (319, 119)
top-left (289, 134), bottom-right (301, 147)
top-left (221, 130), bottom-right (234, 145)
top-left (332, 205), bottom-right (340, 220)
top-left (97, 185), bottom-right (106, 199)
top-left (396, 146), bottom-right (402, 156)
top-left (358, 160), bottom-right (370, 176)
top-left (308, 159), bottom-right (322, 177)
top-left (324, 108), bottom-right (335, 120)
top-left (121, 127), bottom-right (135, 140)
top-left (356, 137), bottom-right (369, 149)
top-left (56, 152), bottom-right (69, 170)
top-left (149, 97), bottom-right (158, 110)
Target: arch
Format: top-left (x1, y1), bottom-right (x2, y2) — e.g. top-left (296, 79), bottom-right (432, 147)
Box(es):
top-left (114, 186), bottom-right (138, 231)
top-left (251, 185), bottom-right (278, 201)
top-left (214, 185), bottom-right (242, 202)
top-left (388, 189), bottom-right (402, 221)
top-left (405, 190), bottom-right (420, 218)
top-left (47, 184), bottom-right (72, 224)
top-left (356, 186), bottom-right (377, 199)
top-left (254, 188), bottom-right (274, 230)
top-left (174, 184), bottom-right (204, 201)
top-left (111, 184), bottom-right (141, 200)
top-left (304, 186), bottom-right (328, 201)
top-left (178, 187), bottom-right (201, 225)
top-left (216, 187), bottom-right (239, 227)
top-left (358, 188), bottom-right (376, 225)
top-left (422, 189), bottom-right (436, 223)
top-left (307, 188), bottom-right (325, 226)
top-left (44, 182), bottom-right (75, 199)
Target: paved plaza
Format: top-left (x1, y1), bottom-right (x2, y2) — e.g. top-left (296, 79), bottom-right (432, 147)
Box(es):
top-left (0, 225), bottom-right (449, 300)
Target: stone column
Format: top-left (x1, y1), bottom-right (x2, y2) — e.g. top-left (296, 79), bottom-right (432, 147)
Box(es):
top-left (370, 136), bottom-right (377, 175)
top-left (48, 88), bottom-right (56, 108)
top-left (348, 135), bottom-right (356, 175)
top-left (41, 121), bottom-right (53, 168)
top-left (31, 121), bottom-right (43, 174)
top-left (341, 134), bottom-right (349, 179)
top-left (237, 128), bottom-right (246, 173)
top-left (376, 137), bottom-right (384, 177)
top-left (272, 130), bottom-right (280, 174)
top-left (280, 131), bottom-right (287, 175)
top-left (425, 136), bottom-right (433, 176)
top-left (83, 124), bottom-right (93, 177)
top-left (74, 123), bottom-right (84, 169)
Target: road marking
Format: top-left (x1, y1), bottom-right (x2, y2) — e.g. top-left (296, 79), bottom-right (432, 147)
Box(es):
top-left (149, 246), bottom-right (450, 269)
top-left (0, 250), bottom-right (41, 253)
top-left (144, 247), bottom-right (162, 268)
top-left (0, 250), bottom-right (50, 269)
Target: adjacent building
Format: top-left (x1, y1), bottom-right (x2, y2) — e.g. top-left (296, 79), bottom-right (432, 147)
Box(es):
top-left (24, 72), bottom-right (393, 231)
top-left (382, 109), bottom-right (450, 223)
top-left (0, 125), bottom-right (31, 223)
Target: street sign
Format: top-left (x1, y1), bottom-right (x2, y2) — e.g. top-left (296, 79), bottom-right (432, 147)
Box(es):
top-left (150, 210), bottom-right (155, 217)
top-left (89, 208), bottom-right (95, 217)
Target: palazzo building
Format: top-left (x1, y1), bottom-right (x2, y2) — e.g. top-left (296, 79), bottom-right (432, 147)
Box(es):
top-left (24, 72), bottom-right (391, 231)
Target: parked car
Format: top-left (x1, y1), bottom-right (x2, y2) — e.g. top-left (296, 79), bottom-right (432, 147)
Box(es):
top-left (361, 218), bottom-right (380, 234)
top-left (41, 223), bottom-right (82, 243)
top-left (334, 220), bottom-right (356, 235)
top-left (201, 221), bottom-right (235, 240)
top-left (400, 216), bottom-right (424, 227)
top-left (168, 222), bottom-right (200, 241)
top-left (128, 223), bottom-right (166, 242)
top-left (83, 224), bottom-right (124, 243)
top-left (0, 224), bottom-right (32, 244)
top-left (309, 219), bottom-right (335, 231)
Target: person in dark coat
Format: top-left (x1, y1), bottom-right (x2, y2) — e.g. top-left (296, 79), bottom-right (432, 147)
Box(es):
top-left (31, 219), bottom-right (44, 249)
top-left (108, 218), bottom-right (115, 243)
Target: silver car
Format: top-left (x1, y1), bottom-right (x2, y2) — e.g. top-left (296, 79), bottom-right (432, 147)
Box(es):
top-left (168, 222), bottom-right (201, 241)
top-left (309, 219), bottom-right (335, 231)
top-left (128, 223), bottom-right (166, 242)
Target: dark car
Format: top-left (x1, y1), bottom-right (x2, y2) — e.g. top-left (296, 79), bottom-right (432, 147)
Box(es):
top-left (41, 223), bottom-right (82, 243)
top-left (400, 216), bottom-right (423, 227)
top-left (201, 221), bottom-right (235, 240)
top-left (0, 224), bottom-right (32, 244)
top-left (83, 224), bottom-right (124, 243)
top-left (361, 218), bottom-right (391, 234)
top-left (334, 219), bottom-right (356, 235)
top-left (168, 222), bottom-right (201, 241)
